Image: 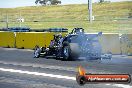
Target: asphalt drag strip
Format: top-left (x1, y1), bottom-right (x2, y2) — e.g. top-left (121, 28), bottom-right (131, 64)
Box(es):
top-left (0, 48), bottom-right (132, 88)
top-left (0, 63), bottom-right (131, 88)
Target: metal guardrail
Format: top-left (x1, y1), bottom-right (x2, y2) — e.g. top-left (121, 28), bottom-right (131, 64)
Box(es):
top-left (0, 28), bottom-right (68, 32)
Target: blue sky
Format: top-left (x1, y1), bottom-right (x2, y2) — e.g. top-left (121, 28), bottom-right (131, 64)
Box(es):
top-left (0, 0), bottom-right (131, 8)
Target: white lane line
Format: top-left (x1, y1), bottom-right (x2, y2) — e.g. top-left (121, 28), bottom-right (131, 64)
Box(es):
top-left (105, 84), bottom-right (132, 88)
top-left (0, 61), bottom-right (75, 72)
top-left (0, 67), bottom-right (131, 88)
top-left (0, 68), bottom-right (76, 81)
top-left (113, 84), bottom-right (132, 88)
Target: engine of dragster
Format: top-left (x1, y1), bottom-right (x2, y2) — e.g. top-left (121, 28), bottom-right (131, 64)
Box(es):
top-left (44, 34), bottom-right (63, 56)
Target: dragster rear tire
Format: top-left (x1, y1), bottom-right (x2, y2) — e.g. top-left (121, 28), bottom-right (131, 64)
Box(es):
top-left (69, 43), bottom-right (80, 60)
top-left (63, 42), bottom-right (80, 60)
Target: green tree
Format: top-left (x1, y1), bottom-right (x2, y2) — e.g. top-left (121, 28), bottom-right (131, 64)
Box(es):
top-left (35, 0), bottom-right (61, 6)
top-left (35, 0), bottom-right (47, 5)
top-left (99, 0), bottom-right (104, 3)
top-left (50, 0), bottom-right (61, 5)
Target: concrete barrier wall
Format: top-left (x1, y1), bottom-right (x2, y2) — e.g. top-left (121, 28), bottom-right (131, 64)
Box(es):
top-left (127, 34), bottom-right (132, 55)
top-left (0, 32), bottom-right (15, 48)
top-left (35, 32), bottom-right (54, 48)
top-left (16, 32), bottom-right (67, 49)
top-left (99, 33), bottom-right (121, 54)
top-left (0, 31), bottom-right (132, 55)
top-left (16, 32), bottom-right (37, 49)
top-left (120, 34), bottom-right (132, 55)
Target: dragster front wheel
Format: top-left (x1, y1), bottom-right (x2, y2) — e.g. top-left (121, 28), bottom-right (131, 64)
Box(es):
top-left (63, 46), bottom-right (70, 60)
top-left (34, 45), bottom-right (40, 58)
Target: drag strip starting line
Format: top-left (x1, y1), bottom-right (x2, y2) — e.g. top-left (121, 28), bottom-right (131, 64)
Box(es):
top-left (0, 67), bottom-right (131, 88)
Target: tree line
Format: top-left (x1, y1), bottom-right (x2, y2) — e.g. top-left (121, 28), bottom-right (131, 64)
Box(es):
top-left (35, 0), bottom-right (110, 6)
top-left (35, 0), bottom-right (61, 6)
